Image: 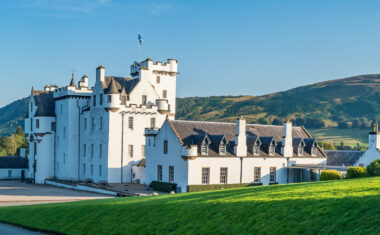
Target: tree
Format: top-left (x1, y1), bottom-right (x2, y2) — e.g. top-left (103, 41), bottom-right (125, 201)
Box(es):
top-left (295, 118), bottom-right (305, 127)
top-left (305, 118), bottom-right (325, 129)
top-left (271, 118), bottom-right (282, 125)
top-left (338, 121), bottom-right (350, 129)
top-left (319, 141), bottom-right (335, 150)
top-left (367, 159), bottom-right (380, 176)
top-left (360, 117), bottom-right (369, 129)
top-left (257, 118), bottom-right (270, 125)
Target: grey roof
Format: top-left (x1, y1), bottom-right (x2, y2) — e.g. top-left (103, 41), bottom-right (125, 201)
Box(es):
top-left (32, 90), bottom-right (55, 117)
top-left (69, 75), bottom-right (77, 88)
top-left (169, 120), bottom-right (325, 158)
top-left (104, 78), bottom-right (120, 94)
top-left (325, 150), bottom-right (365, 166)
top-left (0, 157), bottom-right (28, 169)
top-left (103, 76), bottom-right (139, 95)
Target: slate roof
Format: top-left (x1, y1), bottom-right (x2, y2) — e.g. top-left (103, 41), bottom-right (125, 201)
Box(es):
top-left (32, 90), bottom-right (55, 117)
top-left (169, 120), bottom-right (325, 158)
top-left (0, 157), bottom-right (28, 169)
top-left (325, 150), bottom-right (364, 166)
top-left (103, 76), bottom-right (139, 95)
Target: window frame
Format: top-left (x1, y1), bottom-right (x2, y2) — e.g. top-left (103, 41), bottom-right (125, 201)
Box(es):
top-left (254, 167), bottom-right (261, 183)
top-left (164, 140), bottom-right (168, 154)
top-left (157, 165), bottom-right (162, 181)
top-left (169, 166), bottom-right (174, 183)
top-left (128, 145), bottom-right (134, 158)
top-left (269, 167), bottom-right (276, 183)
top-left (220, 167), bottom-right (228, 184)
top-left (202, 167), bottom-right (210, 185)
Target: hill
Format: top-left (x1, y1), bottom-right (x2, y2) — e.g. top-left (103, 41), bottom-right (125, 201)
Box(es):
top-left (2, 74), bottom-right (380, 145)
top-left (0, 177), bottom-right (380, 234)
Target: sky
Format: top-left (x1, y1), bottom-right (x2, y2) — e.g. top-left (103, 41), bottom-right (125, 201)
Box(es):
top-left (1, 0), bottom-right (380, 107)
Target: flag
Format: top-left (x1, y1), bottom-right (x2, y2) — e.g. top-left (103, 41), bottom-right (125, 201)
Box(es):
top-left (138, 34), bottom-right (144, 45)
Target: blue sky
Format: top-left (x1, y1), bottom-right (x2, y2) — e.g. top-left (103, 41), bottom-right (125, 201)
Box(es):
top-left (1, 0), bottom-right (380, 107)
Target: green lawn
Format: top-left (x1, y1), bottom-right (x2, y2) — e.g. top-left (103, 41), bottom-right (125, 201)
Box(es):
top-left (309, 126), bottom-right (368, 147)
top-left (1, 178), bottom-right (380, 234)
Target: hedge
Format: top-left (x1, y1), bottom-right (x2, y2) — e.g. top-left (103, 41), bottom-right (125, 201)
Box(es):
top-left (320, 170), bottom-right (342, 181)
top-left (367, 159), bottom-right (380, 176)
top-left (187, 183), bottom-right (263, 192)
top-left (151, 181), bottom-right (177, 192)
top-left (346, 167), bottom-right (367, 179)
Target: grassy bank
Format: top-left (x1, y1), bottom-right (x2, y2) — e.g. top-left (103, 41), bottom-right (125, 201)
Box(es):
top-left (1, 178), bottom-right (380, 234)
top-left (310, 126), bottom-right (368, 147)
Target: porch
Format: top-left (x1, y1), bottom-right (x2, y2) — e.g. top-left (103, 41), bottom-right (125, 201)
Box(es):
top-left (287, 164), bottom-right (348, 183)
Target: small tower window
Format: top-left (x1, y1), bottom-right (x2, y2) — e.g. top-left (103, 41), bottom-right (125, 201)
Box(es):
top-left (36, 119), bottom-right (40, 129)
top-left (128, 117), bottom-right (134, 129)
top-left (93, 95), bottom-right (96, 106)
top-left (164, 140), bottom-right (168, 154)
top-left (100, 94), bottom-right (103, 105)
top-left (150, 117), bottom-right (156, 129)
top-left (142, 95), bottom-right (147, 105)
top-left (163, 90), bottom-right (167, 98)
top-left (156, 76), bottom-right (160, 84)
top-left (107, 95), bottom-right (112, 103)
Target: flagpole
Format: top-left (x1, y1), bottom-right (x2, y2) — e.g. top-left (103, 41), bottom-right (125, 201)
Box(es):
top-left (138, 41), bottom-right (140, 62)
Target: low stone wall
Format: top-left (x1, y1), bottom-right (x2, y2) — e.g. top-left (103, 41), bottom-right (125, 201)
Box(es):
top-left (45, 180), bottom-right (117, 196)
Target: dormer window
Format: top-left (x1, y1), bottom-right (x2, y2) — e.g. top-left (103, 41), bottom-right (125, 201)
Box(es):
top-left (253, 143), bottom-right (260, 156)
top-left (201, 142), bottom-right (209, 155)
top-left (269, 142), bottom-right (275, 156)
top-left (298, 143), bottom-right (304, 156)
top-left (311, 143), bottom-right (317, 156)
top-left (219, 143), bottom-right (226, 155)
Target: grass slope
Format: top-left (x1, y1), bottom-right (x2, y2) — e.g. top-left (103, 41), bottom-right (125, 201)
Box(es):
top-left (0, 177), bottom-right (380, 234)
top-left (309, 127), bottom-right (369, 147)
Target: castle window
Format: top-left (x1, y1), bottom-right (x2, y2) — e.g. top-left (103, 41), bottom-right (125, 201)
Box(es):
top-left (219, 143), bottom-right (226, 155)
top-left (254, 167), bottom-right (261, 183)
top-left (107, 95), bottom-right (112, 103)
top-left (30, 103), bottom-right (33, 112)
top-left (99, 144), bottom-right (102, 158)
top-left (84, 118), bottom-right (87, 130)
top-left (202, 167), bottom-right (210, 184)
top-left (156, 76), bottom-right (160, 84)
top-left (169, 166), bottom-right (174, 183)
top-left (83, 163), bottom-right (86, 175)
top-left (201, 138), bottom-right (209, 155)
top-left (150, 118), bottom-right (156, 129)
top-left (121, 96), bottom-right (127, 105)
top-left (83, 144), bottom-right (86, 157)
top-left (220, 167), bottom-right (228, 184)
top-left (298, 144), bottom-right (304, 156)
top-left (311, 144), bottom-right (317, 156)
top-left (51, 122), bottom-right (56, 132)
top-left (163, 90), bottom-right (167, 98)
top-left (63, 153), bottom-right (66, 164)
top-left (60, 104), bottom-right (63, 114)
top-left (93, 95), bottom-right (96, 106)
top-left (142, 95), bottom-right (147, 105)
top-left (157, 165), bottom-right (162, 181)
top-left (91, 117), bottom-right (94, 130)
top-left (128, 145), bottom-right (133, 157)
top-left (100, 94), bottom-right (103, 105)
top-left (269, 143), bottom-right (275, 156)
top-left (63, 127), bottom-right (66, 138)
top-left (141, 145), bottom-right (145, 157)
top-left (99, 117), bottom-right (103, 130)
top-left (91, 144), bottom-right (94, 158)
top-left (128, 117), bottom-right (134, 129)
top-left (91, 164), bottom-right (93, 176)
top-left (36, 119), bottom-right (40, 129)
top-left (99, 165), bottom-right (102, 176)
top-left (164, 140), bottom-right (168, 154)
top-left (270, 167), bottom-right (276, 183)
top-left (253, 143), bottom-right (260, 156)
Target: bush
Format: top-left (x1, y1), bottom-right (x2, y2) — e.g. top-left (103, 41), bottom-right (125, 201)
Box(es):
top-left (346, 167), bottom-right (367, 179)
top-left (338, 121), bottom-right (351, 129)
top-left (305, 118), bottom-right (325, 128)
top-left (187, 183), bottom-right (262, 192)
top-left (320, 170), bottom-right (342, 181)
top-left (367, 159), bottom-right (380, 176)
top-left (151, 181), bottom-right (177, 192)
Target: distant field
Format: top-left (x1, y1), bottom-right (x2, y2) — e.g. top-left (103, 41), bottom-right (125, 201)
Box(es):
top-left (309, 126), bottom-right (368, 147)
top-left (0, 177), bottom-right (380, 234)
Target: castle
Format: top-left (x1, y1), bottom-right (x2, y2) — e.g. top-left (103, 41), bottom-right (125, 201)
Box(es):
top-left (25, 58), bottom-right (178, 184)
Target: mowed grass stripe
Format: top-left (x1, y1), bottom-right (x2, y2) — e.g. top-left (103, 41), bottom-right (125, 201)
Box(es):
top-left (0, 178), bottom-right (380, 234)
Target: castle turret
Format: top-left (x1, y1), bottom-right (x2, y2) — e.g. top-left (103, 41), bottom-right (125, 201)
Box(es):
top-left (104, 78), bottom-right (120, 112)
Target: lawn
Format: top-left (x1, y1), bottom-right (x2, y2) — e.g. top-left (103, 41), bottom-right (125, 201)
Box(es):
top-left (1, 178), bottom-right (380, 234)
top-left (309, 126), bottom-right (368, 147)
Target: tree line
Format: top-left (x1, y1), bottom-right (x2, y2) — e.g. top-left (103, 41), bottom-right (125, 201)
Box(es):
top-left (0, 126), bottom-right (28, 156)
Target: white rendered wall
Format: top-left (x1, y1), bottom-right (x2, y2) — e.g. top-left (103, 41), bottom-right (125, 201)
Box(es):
top-left (146, 121), bottom-right (188, 192)
top-left (353, 148), bottom-right (380, 167)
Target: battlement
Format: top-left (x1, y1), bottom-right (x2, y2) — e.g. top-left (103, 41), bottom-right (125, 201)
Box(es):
top-left (53, 85), bottom-right (92, 99)
top-left (130, 58), bottom-right (178, 77)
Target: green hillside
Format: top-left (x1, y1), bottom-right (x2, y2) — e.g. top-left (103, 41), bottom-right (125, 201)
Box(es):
top-left (2, 74), bottom-right (380, 146)
top-left (0, 177), bottom-right (380, 234)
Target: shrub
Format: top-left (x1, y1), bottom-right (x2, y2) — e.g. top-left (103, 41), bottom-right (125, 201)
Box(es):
top-left (187, 183), bottom-right (262, 192)
top-left (320, 170), bottom-right (342, 181)
top-left (367, 159), bottom-right (380, 176)
top-left (346, 167), bottom-right (367, 179)
top-left (151, 181), bottom-right (177, 192)
top-left (338, 121), bottom-right (351, 129)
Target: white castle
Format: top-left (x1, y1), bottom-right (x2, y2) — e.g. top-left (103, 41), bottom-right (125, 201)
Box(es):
top-left (25, 58), bottom-right (178, 184)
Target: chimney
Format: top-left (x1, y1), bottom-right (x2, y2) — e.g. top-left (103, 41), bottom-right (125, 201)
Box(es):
top-left (235, 117), bottom-right (247, 157)
top-left (368, 124), bottom-right (380, 149)
top-left (96, 65), bottom-right (105, 83)
top-left (281, 120), bottom-right (293, 157)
